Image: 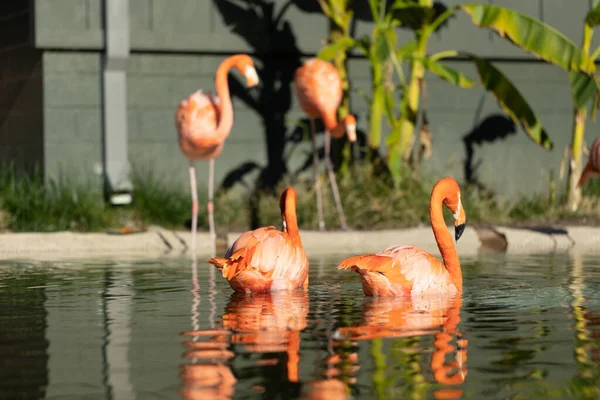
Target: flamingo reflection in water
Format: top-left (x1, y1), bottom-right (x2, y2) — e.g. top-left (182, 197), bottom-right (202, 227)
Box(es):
top-left (220, 290), bottom-right (309, 387)
top-left (179, 288), bottom-right (311, 399)
top-left (334, 294), bottom-right (468, 399)
top-left (179, 260), bottom-right (234, 399)
top-left (300, 338), bottom-right (357, 400)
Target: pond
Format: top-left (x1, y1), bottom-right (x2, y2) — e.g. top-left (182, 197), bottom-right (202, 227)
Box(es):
top-left (1, 252), bottom-right (599, 399)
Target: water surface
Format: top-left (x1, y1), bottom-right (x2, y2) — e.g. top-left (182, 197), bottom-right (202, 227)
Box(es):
top-left (1, 253), bottom-right (600, 399)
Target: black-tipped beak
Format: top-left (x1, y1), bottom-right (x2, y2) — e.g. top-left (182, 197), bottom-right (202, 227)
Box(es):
top-left (455, 223), bottom-right (465, 242)
top-left (247, 85), bottom-right (261, 102)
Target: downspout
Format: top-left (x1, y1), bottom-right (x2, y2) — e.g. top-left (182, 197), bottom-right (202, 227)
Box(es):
top-left (102, 0), bottom-right (133, 205)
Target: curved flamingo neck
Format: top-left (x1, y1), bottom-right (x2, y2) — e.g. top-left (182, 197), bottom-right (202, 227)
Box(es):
top-left (429, 184), bottom-right (462, 291)
top-left (214, 56), bottom-right (240, 141)
top-left (281, 191), bottom-right (300, 241)
top-left (322, 111), bottom-right (345, 139)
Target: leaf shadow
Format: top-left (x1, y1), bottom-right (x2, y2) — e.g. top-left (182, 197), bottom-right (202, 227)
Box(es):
top-left (462, 113), bottom-right (517, 196)
top-left (213, 0), bottom-right (308, 229)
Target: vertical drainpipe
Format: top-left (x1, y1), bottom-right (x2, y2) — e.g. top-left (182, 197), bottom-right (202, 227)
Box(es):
top-left (102, 0), bottom-right (133, 205)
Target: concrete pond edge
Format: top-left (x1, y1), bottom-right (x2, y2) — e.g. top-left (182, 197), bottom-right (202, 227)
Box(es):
top-left (0, 223), bottom-right (598, 261)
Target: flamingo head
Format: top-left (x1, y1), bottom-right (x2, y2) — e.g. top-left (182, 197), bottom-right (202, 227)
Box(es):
top-left (244, 65), bottom-right (259, 87)
top-left (230, 54), bottom-right (260, 87)
top-left (344, 114), bottom-right (357, 143)
top-left (239, 56), bottom-right (259, 88)
top-left (438, 177), bottom-right (466, 241)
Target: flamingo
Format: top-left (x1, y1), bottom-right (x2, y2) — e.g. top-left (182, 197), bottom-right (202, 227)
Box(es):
top-left (337, 177), bottom-right (466, 297)
top-left (578, 136), bottom-right (600, 187)
top-left (175, 54), bottom-right (259, 257)
top-left (294, 58), bottom-right (357, 231)
top-left (207, 187), bottom-right (309, 293)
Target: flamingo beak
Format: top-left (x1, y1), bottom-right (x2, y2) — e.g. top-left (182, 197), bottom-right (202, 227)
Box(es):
top-left (455, 223), bottom-right (465, 241)
top-left (346, 124), bottom-right (357, 142)
top-left (248, 85), bottom-right (260, 102)
top-left (244, 66), bottom-right (261, 102)
top-left (244, 66), bottom-right (260, 87)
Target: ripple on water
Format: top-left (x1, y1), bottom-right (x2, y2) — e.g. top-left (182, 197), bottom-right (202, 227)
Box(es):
top-left (0, 253), bottom-right (599, 399)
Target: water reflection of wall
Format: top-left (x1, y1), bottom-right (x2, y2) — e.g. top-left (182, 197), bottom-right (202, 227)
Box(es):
top-left (0, 271), bottom-right (49, 398)
top-left (44, 266), bottom-right (136, 399)
top-left (102, 267), bottom-right (135, 400)
top-left (127, 264), bottom-right (226, 396)
top-left (45, 269), bottom-right (104, 397)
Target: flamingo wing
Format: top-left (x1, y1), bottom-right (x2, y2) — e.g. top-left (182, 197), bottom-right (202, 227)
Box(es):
top-left (338, 245), bottom-right (451, 295)
top-left (381, 245), bottom-right (450, 293)
top-left (208, 227), bottom-right (308, 292)
top-left (175, 90), bottom-right (224, 158)
top-left (176, 90), bottom-right (218, 136)
top-left (294, 59), bottom-right (342, 118)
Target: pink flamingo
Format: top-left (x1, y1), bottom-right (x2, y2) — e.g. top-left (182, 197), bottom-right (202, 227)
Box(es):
top-left (337, 177), bottom-right (467, 297)
top-left (578, 136), bottom-right (600, 187)
top-left (208, 187), bottom-right (309, 293)
top-left (294, 58), bottom-right (357, 231)
top-left (175, 54), bottom-right (259, 257)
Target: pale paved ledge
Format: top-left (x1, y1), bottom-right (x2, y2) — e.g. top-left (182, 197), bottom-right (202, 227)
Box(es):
top-left (0, 224), bottom-right (597, 261)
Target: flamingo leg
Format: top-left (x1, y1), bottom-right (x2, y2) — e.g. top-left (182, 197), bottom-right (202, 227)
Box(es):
top-left (310, 118), bottom-right (325, 231)
top-left (189, 162), bottom-right (198, 258)
top-left (324, 131), bottom-right (348, 231)
top-left (208, 158), bottom-right (216, 257)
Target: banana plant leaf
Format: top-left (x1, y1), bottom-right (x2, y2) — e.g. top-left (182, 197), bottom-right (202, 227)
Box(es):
top-left (461, 3), bottom-right (594, 73)
top-left (317, 36), bottom-right (357, 61)
top-left (570, 70), bottom-right (600, 110)
top-left (422, 57), bottom-right (474, 88)
top-left (389, 2), bottom-right (434, 30)
top-left (467, 54), bottom-right (553, 150)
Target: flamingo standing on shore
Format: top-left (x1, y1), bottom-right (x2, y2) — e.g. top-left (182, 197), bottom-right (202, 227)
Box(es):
top-left (337, 177), bottom-right (466, 297)
top-left (175, 54), bottom-right (259, 257)
top-left (578, 136), bottom-right (600, 187)
top-left (208, 187), bottom-right (309, 293)
top-left (294, 58), bottom-right (357, 231)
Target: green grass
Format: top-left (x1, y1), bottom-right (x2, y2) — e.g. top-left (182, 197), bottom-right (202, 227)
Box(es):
top-left (0, 165), bottom-right (599, 233)
top-left (0, 169), bottom-right (110, 232)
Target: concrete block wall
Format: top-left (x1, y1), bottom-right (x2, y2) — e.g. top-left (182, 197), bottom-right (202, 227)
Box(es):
top-left (42, 52), bottom-right (104, 187)
top-left (6, 0), bottom-right (600, 199)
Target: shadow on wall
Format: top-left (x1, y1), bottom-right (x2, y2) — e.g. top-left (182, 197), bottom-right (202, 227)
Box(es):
top-left (0, 47), bottom-right (44, 177)
top-left (213, 0), bottom-right (304, 229)
top-left (213, 0), bottom-right (454, 228)
top-left (462, 114), bottom-right (517, 197)
top-left (213, 0), bottom-right (380, 190)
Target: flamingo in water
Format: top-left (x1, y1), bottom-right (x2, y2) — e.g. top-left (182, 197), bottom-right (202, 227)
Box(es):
top-left (337, 177), bottom-right (467, 297)
top-left (578, 136), bottom-right (600, 188)
top-left (294, 58), bottom-right (357, 231)
top-left (208, 187), bottom-right (309, 293)
top-left (175, 54), bottom-right (259, 257)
